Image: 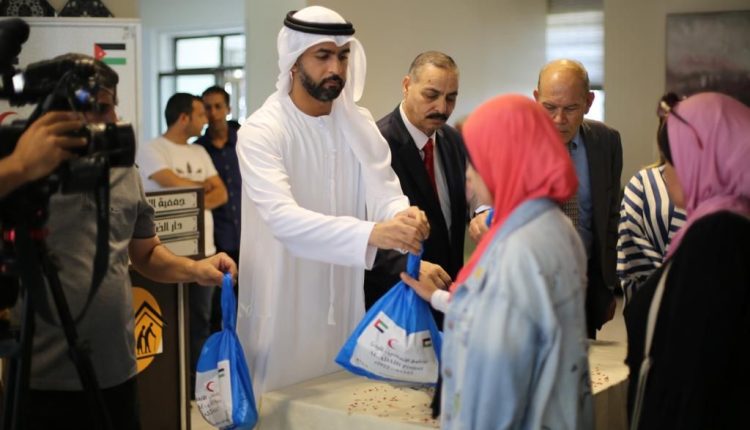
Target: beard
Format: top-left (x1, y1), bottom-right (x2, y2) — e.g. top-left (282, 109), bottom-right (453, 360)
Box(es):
top-left (297, 63), bottom-right (345, 102)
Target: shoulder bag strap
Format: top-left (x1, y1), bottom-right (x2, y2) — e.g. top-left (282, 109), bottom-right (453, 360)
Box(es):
top-left (630, 262), bottom-right (672, 430)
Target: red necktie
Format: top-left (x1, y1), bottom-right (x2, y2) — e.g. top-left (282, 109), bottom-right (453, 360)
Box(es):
top-left (423, 138), bottom-right (438, 196)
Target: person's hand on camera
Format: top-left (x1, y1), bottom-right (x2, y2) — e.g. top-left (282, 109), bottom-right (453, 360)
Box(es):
top-left (0, 111), bottom-right (86, 198)
top-left (11, 111), bottom-right (86, 183)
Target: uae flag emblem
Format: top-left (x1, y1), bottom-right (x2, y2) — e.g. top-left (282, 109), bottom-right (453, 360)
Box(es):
top-left (94, 43), bottom-right (126, 65)
top-left (374, 319), bottom-right (389, 334)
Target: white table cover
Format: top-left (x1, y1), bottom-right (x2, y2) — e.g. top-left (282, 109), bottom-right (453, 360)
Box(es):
top-left (258, 340), bottom-right (629, 429)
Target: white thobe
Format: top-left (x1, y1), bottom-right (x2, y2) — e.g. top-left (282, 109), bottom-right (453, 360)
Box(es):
top-left (236, 94), bottom-right (409, 398)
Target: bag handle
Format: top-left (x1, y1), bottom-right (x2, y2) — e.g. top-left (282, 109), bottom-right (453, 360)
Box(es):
top-left (630, 262), bottom-right (671, 430)
top-left (220, 273), bottom-right (237, 331)
top-left (405, 248), bottom-right (423, 279)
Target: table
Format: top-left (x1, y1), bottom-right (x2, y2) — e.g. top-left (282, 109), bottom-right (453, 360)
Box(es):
top-left (589, 340), bottom-right (629, 430)
top-left (258, 340), bottom-right (629, 429)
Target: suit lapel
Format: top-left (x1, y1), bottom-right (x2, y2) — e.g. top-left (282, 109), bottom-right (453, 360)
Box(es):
top-left (582, 121), bottom-right (606, 240)
top-left (391, 110), bottom-right (443, 216)
top-left (435, 128), bottom-right (463, 219)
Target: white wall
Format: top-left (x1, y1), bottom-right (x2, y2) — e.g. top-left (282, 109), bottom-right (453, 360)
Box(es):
top-left (605, 0), bottom-right (749, 182)
top-left (245, 0), bottom-right (305, 112)
top-left (335, 0), bottom-right (748, 184)
top-left (137, 0), bottom-right (244, 142)
top-left (316, 0), bottom-right (547, 121)
top-left (95, 0), bottom-right (748, 181)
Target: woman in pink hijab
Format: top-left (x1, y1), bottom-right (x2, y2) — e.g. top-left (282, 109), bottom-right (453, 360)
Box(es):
top-left (625, 92), bottom-right (750, 429)
top-left (403, 94), bottom-right (592, 429)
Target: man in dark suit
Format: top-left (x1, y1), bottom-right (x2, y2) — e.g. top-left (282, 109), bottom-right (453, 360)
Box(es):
top-left (533, 59), bottom-right (622, 338)
top-left (365, 51), bottom-right (467, 328)
top-left (470, 60), bottom-right (622, 338)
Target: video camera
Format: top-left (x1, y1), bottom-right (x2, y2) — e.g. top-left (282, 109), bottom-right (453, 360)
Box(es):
top-left (0, 18), bottom-right (136, 195)
top-left (0, 18), bottom-right (135, 308)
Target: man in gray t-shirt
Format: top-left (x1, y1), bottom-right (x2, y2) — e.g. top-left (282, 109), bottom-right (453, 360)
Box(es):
top-left (5, 54), bottom-right (237, 430)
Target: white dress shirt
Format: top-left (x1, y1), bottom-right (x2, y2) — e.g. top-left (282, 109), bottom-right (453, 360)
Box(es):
top-left (399, 102), bottom-right (452, 234)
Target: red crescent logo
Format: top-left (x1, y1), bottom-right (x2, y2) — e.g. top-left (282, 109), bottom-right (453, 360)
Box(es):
top-left (0, 112), bottom-right (17, 125)
top-left (206, 381), bottom-right (215, 392)
top-left (387, 338), bottom-right (398, 349)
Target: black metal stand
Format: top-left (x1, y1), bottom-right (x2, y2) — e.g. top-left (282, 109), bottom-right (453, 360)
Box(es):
top-left (1, 225), bottom-right (113, 430)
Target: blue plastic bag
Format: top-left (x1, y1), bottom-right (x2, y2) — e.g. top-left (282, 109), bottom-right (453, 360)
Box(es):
top-left (336, 251), bottom-right (442, 384)
top-left (195, 273), bottom-right (258, 429)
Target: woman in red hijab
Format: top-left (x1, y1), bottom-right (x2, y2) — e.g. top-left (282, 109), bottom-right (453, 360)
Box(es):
top-left (402, 94), bottom-right (592, 429)
top-left (625, 92), bottom-right (750, 429)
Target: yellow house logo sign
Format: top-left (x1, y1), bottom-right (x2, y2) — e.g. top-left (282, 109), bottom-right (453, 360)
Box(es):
top-left (132, 287), bottom-right (165, 373)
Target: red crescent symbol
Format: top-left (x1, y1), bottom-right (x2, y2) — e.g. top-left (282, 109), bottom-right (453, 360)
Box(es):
top-left (387, 338), bottom-right (398, 349)
top-left (0, 112), bottom-right (17, 125)
top-left (206, 381), bottom-right (215, 392)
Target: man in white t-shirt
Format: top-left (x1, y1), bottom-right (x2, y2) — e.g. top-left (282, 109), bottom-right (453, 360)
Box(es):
top-left (137, 92), bottom-right (228, 394)
top-left (138, 92), bottom-right (228, 257)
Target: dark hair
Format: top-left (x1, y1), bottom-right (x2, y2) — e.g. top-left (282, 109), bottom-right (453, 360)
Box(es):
top-left (657, 118), bottom-right (673, 165)
top-left (656, 93), bottom-right (684, 166)
top-left (165, 93), bottom-right (200, 127)
top-left (53, 52), bottom-right (119, 103)
top-left (408, 51), bottom-right (458, 81)
top-left (202, 85), bottom-right (230, 105)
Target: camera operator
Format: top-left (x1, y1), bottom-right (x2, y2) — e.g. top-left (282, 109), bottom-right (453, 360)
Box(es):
top-left (0, 111), bottom-right (85, 198)
top-left (5, 54), bottom-right (237, 430)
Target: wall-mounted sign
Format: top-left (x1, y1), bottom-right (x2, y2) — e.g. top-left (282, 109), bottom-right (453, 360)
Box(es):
top-left (132, 286), bottom-right (165, 373)
top-left (147, 192), bottom-right (199, 214)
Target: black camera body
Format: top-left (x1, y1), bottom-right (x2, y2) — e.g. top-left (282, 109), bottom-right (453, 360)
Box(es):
top-left (0, 53), bottom-right (137, 192)
top-left (0, 17), bottom-right (136, 189)
top-left (0, 18), bottom-right (136, 308)
top-left (0, 120), bottom-right (136, 194)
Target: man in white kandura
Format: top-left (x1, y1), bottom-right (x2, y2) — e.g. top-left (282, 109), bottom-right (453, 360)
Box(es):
top-left (236, 6), bottom-right (431, 399)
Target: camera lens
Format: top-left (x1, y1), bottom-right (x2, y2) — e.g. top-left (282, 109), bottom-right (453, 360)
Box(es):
top-left (90, 122), bottom-right (135, 168)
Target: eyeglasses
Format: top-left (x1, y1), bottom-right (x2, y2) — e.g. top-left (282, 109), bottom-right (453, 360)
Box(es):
top-left (656, 92), bottom-right (704, 149)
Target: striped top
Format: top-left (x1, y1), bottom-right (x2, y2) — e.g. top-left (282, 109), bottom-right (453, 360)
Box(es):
top-left (617, 166), bottom-right (687, 303)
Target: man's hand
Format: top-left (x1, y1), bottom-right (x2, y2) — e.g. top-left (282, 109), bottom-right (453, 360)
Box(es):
top-left (130, 236), bottom-right (239, 287)
top-left (399, 260), bottom-right (451, 302)
top-left (1, 112), bottom-right (85, 195)
top-left (603, 296), bottom-right (617, 324)
top-left (368, 206), bottom-right (430, 254)
top-left (418, 260), bottom-right (452, 290)
top-left (468, 211), bottom-right (490, 243)
top-left (397, 206), bottom-right (430, 235)
top-left (190, 252), bottom-right (238, 286)
top-left (202, 175), bottom-right (228, 209)
top-left (13, 111), bottom-right (86, 180)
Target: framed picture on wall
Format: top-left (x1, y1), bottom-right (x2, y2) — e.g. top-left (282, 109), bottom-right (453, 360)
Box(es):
top-left (666, 10), bottom-right (750, 106)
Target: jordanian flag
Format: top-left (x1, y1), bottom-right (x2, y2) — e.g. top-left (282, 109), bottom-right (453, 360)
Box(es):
top-left (94, 43), bottom-right (127, 65)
